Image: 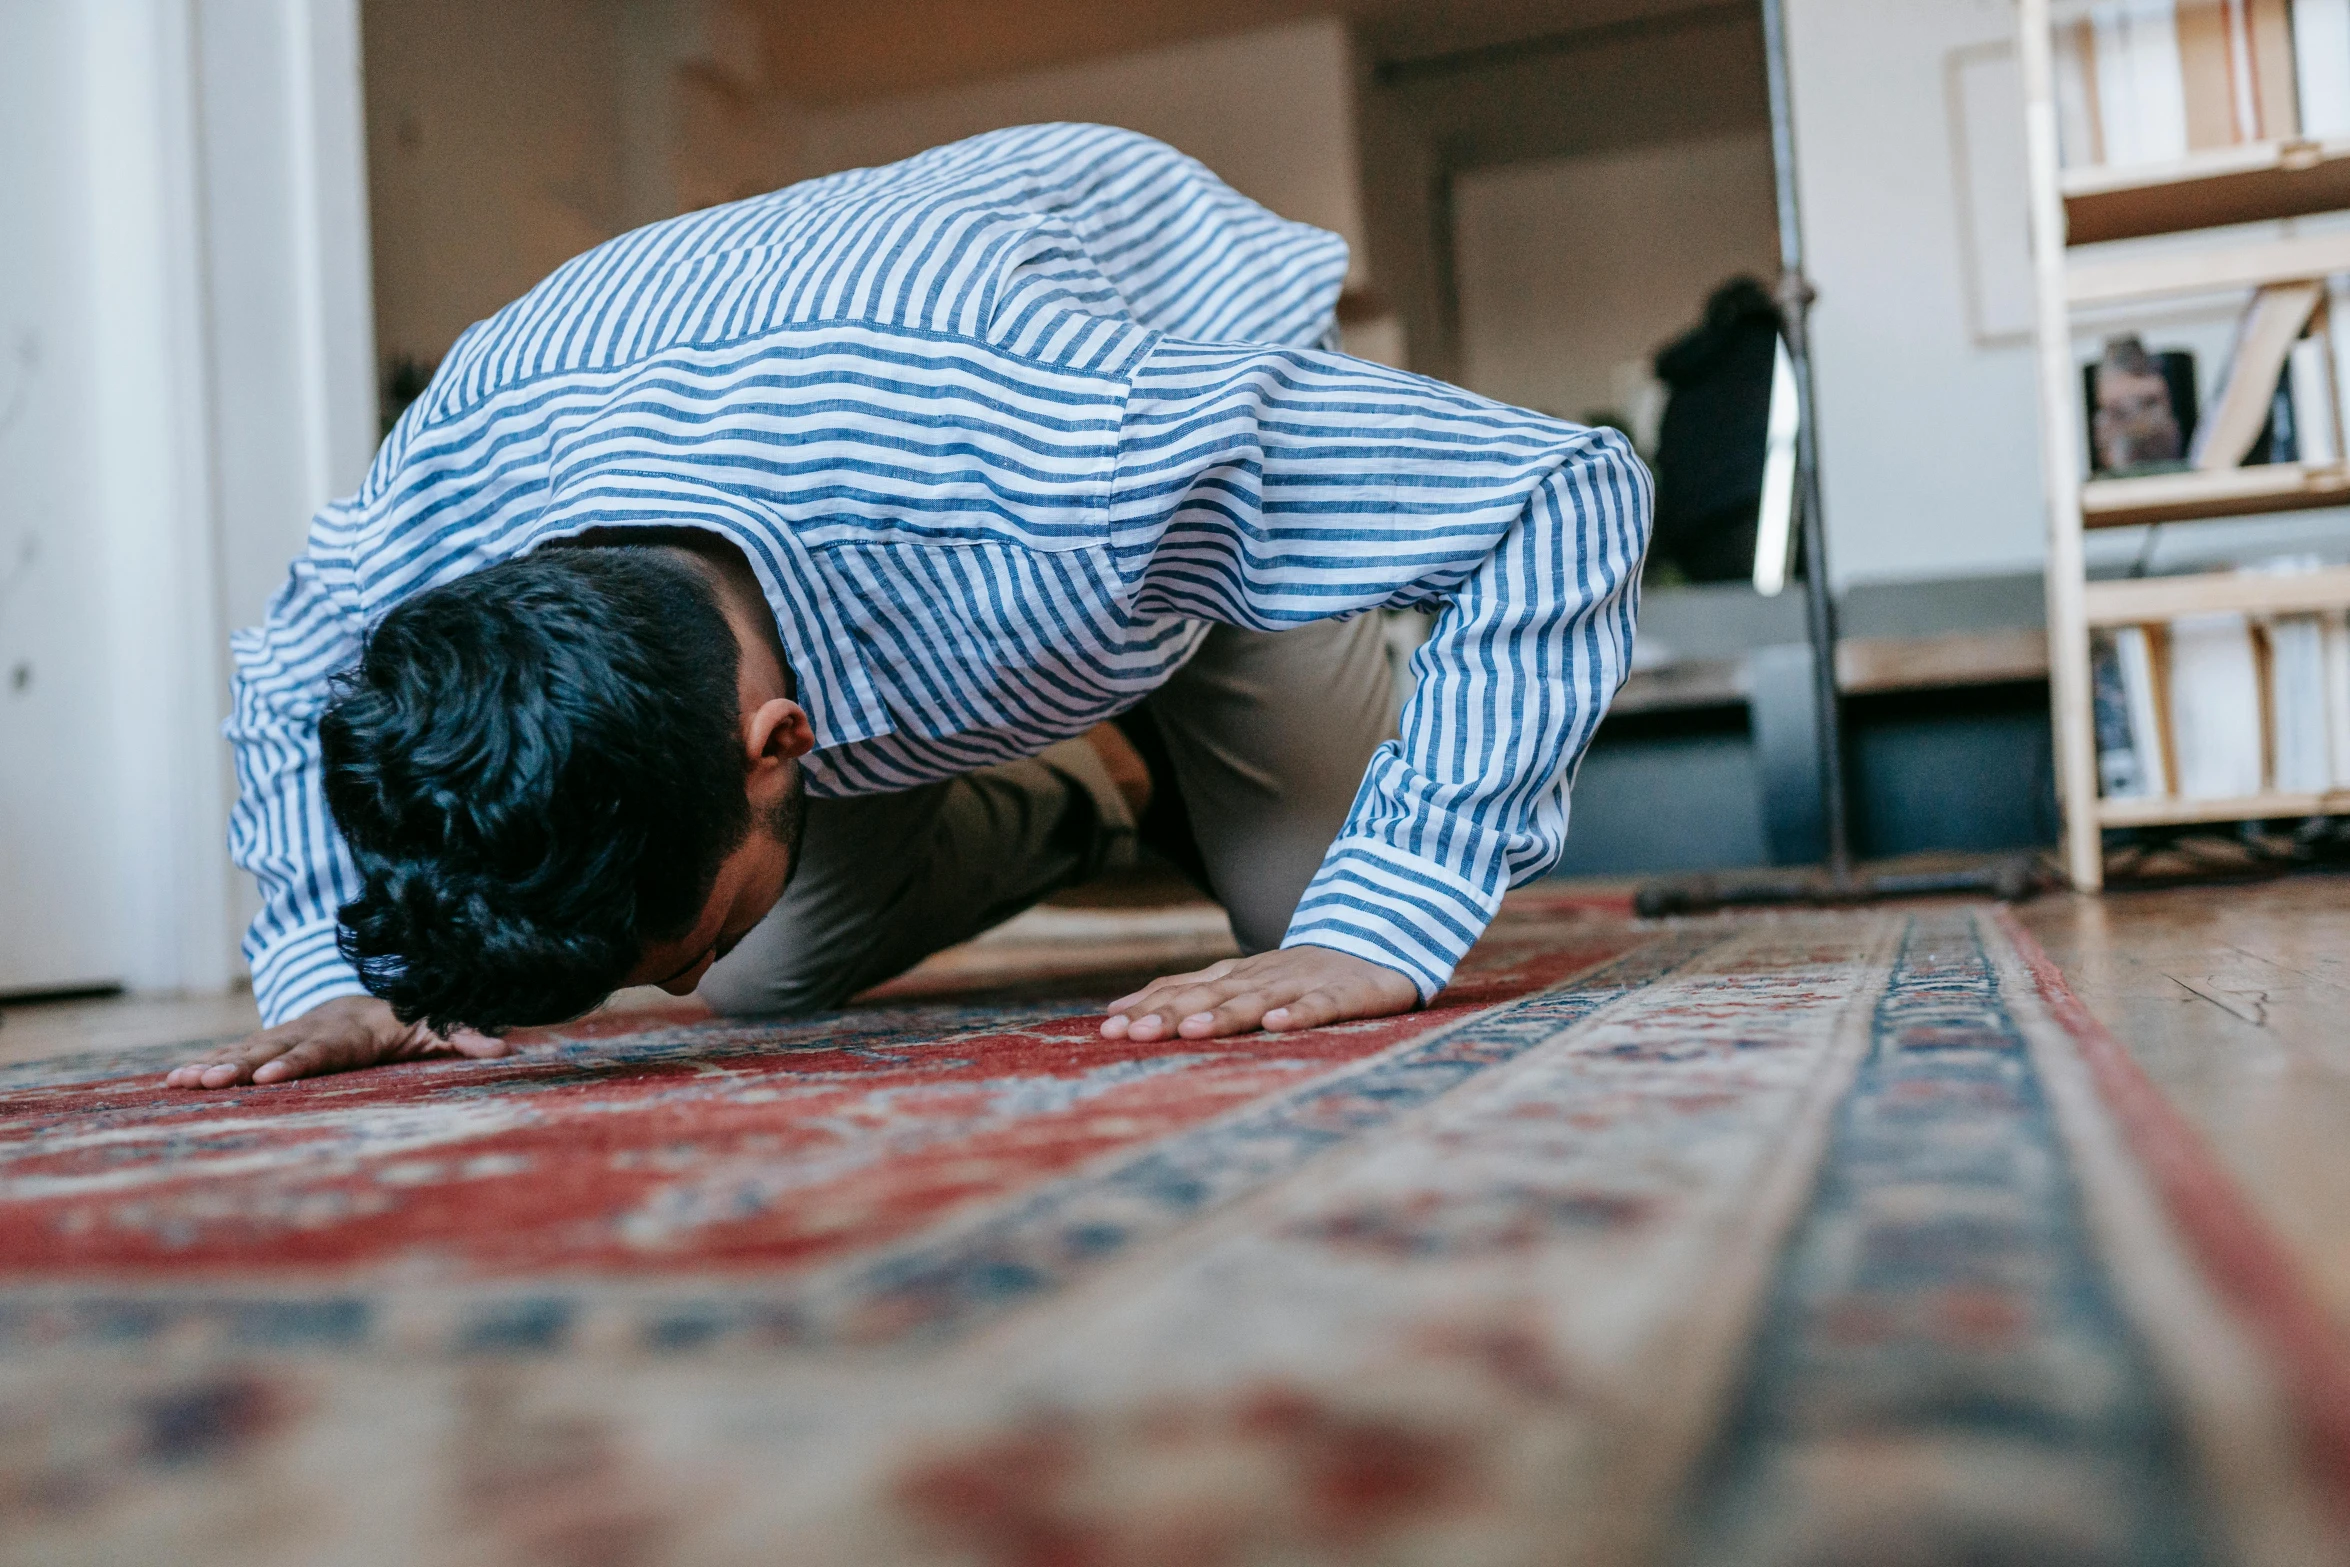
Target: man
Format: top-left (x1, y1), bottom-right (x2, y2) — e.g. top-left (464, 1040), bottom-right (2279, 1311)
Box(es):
top-left (169, 123), bottom-right (1646, 1091)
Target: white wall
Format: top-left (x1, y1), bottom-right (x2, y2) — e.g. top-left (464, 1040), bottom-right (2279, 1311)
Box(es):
top-left (84, 0), bottom-right (248, 998)
top-left (368, 11), bottom-right (1370, 361)
top-left (199, 0), bottom-right (380, 631)
top-left (363, 0), bottom-right (635, 368)
top-left (794, 17), bottom-right (1369, 276)
top-left (1786, 0), bottom-right (2049, 587)
top-left (0, 0), bottom-right (375, 997)
top-left (1452, 132), bottom-right (1781, 429)
top-left (0, 5), bottom-right (122, 992)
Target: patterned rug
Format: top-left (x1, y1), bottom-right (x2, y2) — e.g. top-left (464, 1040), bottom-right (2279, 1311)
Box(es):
top-left (3, 897), bottom-right (2346, 1566)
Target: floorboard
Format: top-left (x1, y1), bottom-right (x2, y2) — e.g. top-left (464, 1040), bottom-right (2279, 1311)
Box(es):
top-left (2017, 870), bottom-right (2350, 1340)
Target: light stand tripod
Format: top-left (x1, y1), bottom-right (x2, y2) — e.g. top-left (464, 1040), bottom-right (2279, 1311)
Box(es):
top-left (1633, 0), bottom-right (2036, 918)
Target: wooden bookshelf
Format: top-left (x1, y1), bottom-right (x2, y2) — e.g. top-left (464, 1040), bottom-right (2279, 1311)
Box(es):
top-left (2079, 461), bottom-right (2350, 528)
top-left (2081, 563), bottom-right (2350, 623)
top-left (2098, 788), bottom-right (2350, 828)
top-left (2066, 229), bottom-right (2350, 306)
top-left (2020, 2), bottom-right (2350, 890)
top-left (2063, 138), bottom-right (2350, 245)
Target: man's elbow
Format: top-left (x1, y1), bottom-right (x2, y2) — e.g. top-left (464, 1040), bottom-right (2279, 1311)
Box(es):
top-left (1578, 423), bottom-right (1656, 567)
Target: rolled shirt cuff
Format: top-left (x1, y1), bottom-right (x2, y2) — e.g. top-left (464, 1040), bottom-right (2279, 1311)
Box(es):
top-left (1279, 838), bottom-right (1501, 1003)
top-left (247, 917), bottom-right (371, 1026)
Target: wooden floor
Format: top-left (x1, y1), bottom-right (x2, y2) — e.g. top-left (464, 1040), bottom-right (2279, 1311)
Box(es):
top-left (7, 867), bottom-right (2346, 1342)
top-left (0, 985), bottom-right (264, 1068)
top-left (2015, 870), bottom-right (2350, 1345)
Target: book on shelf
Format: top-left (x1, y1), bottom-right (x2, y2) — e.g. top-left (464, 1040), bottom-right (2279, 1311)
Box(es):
top-left (2264, 611), bottom-right (2333, 788)
top-left (2169, 610), bottom-right (2269, 797)
top-left (2056, 0), bottom-right (2314, 167)
top-left (2191, 279), bottom-right (2324, 467)
top-left (2176, 0), bottom-right (2238, 143)
top-left (2287, 307), bottom-right (2341, 461)
top-left (2122, 624), bottom-right (2177, 795)
top-left (2057, 17), bottom-right (2108, 164)
top-left (2090, 2), bottom-right (2193, 165)
top-left (2094, 623), bottom-right (2175, 798)
top-left (2249, 0), bottom-right (2303, 138)
top-left (2324, 609), bottom-right (2350, 784)
top-left (2269, 355), bottom-right (2305, 459)
top-left (2299, 0), bottom-right (2350, 136)
top-left (2179, 0), bottom-right (2300, 146)
top-left (2106, 569), bottom-right (2350, 807)
top-left (2328, 277), bottom-right (2350, 452)
top-left (2095, 630), bottom-right (2150, 794)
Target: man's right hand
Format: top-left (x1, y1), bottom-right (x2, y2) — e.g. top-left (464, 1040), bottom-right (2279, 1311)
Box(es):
top-left (164, 995), bottom-right (512, 1090)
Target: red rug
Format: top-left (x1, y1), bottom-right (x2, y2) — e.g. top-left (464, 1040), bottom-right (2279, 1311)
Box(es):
top-left (2, 895), bottom-right (2346, 1566)
top-left (0, 921), bottom-right (1633, 1310)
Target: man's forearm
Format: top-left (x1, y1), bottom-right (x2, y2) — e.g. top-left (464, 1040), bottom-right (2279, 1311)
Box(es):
top-left (1283, 435), bottom-right (1650, 997)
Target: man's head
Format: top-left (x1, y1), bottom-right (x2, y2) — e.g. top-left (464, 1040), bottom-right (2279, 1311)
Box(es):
top-left (319, 540), bottom-right (811, 1035)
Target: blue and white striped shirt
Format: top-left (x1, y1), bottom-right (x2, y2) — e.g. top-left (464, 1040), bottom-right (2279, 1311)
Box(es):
top-left (228, 123), bottom-right (1648, 1024)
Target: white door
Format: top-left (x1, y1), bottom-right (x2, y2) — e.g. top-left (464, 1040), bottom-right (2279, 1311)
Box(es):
top-left (0, 0), bottom-right (375, 999)
top-left (0, 6), bottom-right (126, 994)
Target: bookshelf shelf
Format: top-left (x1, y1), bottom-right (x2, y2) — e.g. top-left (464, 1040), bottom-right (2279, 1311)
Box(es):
top-left (2063, 138), bottom-right (2350, 245)
top-left (2023, 0), bottom-right (2350, 891)
top-left (2079, 461), bottom-right (2350, 528)
top-left (2097, 789), bottom-right (2350, 827)
top-left (2082, 563), bottom-right (2350, 624)
top-left (2066, 229), bottom-right (2350, 306)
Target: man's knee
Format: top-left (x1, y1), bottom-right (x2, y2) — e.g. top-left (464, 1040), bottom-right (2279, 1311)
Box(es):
top-left (697, 947), bottom-right (855, 1019)
top-left (696, 751), bottom-right (1129, 1018)
top-left (1150, 613), bottom-right (1397, 956)
top-left (1223, 892), bottom-right (1293, 957)
top-left (1213, 828), bottom-right (1340, 954)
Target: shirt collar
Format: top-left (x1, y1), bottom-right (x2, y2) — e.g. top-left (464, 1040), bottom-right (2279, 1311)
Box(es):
top-left (524, 499), bottom-right (892, 754)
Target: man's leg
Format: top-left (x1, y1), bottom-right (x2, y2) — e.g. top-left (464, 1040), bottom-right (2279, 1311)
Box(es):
top-left (1134, 613), bottom-right (1400, 953)
top-left (698, 738), bottom-right (1138, 1016)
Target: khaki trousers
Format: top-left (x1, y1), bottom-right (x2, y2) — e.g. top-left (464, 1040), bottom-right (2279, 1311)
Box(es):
top-left (698, 612), bottom-right (1399, 1017)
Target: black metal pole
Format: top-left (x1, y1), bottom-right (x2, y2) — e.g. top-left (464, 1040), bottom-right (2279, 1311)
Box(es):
top-left (1759, 0), bottom-right (1852, 883)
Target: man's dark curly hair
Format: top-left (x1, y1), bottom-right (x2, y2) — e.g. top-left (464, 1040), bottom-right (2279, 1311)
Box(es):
top-left (319, 545), bottom-right (751, 1035)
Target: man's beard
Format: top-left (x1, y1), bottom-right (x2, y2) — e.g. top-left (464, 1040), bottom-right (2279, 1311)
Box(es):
top-left (768, 758), bottom-right (809, 889)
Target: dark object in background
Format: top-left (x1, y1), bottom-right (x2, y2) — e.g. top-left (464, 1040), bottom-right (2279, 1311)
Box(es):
top-left (2083, 337), bottom-right (2197, 474)
top-left (2264, 372), bottom-right (2298, 464)
top-left (1650, 277), bottom-right (1782, 583)
top-left (380, 354), bottom-right (438, 438)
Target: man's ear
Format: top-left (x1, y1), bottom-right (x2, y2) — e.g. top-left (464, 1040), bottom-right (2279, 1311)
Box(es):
top-left (744, 698), bottom-right (815, 766)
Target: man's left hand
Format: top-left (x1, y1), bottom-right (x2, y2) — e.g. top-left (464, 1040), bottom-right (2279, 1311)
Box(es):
top-left (1100, 946), bottom-right (1419, 1041)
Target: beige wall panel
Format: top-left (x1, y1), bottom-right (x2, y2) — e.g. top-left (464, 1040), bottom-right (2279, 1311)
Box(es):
top-left (1452, 131), bottom-right (1779, 427)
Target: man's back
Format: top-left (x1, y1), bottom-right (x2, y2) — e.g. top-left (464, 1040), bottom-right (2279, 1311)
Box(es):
top-left (224, 124), bottom-right (1647, 1033)
top-left (417, 122), bottom-right (1347, 430)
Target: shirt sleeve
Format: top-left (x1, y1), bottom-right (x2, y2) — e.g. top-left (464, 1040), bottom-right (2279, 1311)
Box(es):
top-left (223, 515), bottom-right (374, 1025)
top-left (1112, 337), bottom-right (1651, 1000)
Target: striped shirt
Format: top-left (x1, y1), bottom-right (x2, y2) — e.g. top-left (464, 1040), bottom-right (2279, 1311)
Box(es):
top-left (228, 123), bottom-right (1649, 1025)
